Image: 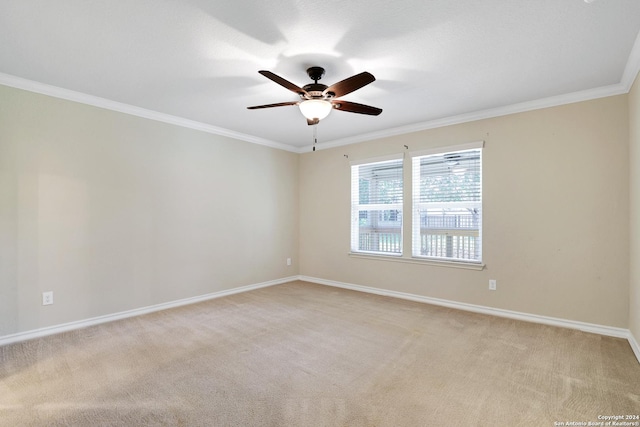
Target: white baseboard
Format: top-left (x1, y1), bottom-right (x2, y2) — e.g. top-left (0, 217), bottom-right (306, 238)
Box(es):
top-left (299, 275), bottom-right (640, 364)
top-left (0, 276), bottom-right (297, 347)
top-left (630, 332), bottom-right (640, 365)
top-left (3, 274), bottom-right (639, 366)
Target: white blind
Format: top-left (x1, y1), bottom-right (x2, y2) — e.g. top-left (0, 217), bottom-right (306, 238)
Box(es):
top-left (351, 158), bottom-right (403, 255)
top-left (412, 148), bottom-right (482, 262)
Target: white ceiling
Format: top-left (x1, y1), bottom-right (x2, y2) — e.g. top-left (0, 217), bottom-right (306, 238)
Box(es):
top-left (1, 0), bottom-right (639, 152)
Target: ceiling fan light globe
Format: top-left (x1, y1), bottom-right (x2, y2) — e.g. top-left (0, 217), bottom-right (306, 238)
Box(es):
top-left (299, 99), bottom-right (332, 121)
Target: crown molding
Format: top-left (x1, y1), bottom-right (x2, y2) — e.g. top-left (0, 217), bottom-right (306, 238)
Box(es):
top-left (3, 25), bottom-right (639, 157)
top-left (304, 30), bottom-right (640, 153)
top-left (0, 72), bottom-right (300, 153)
top-left (622, 29), bottom-right (640, 91)
top-left (305, 82), bottom-right (628, 153)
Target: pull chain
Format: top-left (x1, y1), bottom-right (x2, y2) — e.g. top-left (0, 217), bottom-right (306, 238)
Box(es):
top-left (312, 124), bottom-right (318, 151)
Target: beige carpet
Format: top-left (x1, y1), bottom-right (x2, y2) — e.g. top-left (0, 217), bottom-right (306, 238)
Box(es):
top-left (1, 281), bottom-right (639, 426)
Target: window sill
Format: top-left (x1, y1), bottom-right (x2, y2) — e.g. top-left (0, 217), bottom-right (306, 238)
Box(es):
top-left (348, 252), bottom-right (485, 270)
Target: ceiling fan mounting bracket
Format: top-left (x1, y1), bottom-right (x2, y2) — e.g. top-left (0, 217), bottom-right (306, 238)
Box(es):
top-left (306, 66), bottom-right (325, 83)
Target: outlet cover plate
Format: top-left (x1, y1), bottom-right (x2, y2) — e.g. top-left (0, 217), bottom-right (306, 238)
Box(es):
top-left (42, 291), bottom-right (53, 305)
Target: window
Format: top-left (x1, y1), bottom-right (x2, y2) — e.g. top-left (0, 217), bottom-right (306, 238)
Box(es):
top-left (351, 156), bottom-right (403, 255)
top-left (412, 144), bottom-right (482, 263)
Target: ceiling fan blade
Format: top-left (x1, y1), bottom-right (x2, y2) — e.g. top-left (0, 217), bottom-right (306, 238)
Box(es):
top-left (307, 118), bottom-right (319, 126)
top-left (332, 100), bottom-right (382, 116)
top-left (247, 101), bottom-right (299, 110)
top-left (259, 70), bottom-right (308, 96)
top-left (323, 72), bottom-right (375, 98)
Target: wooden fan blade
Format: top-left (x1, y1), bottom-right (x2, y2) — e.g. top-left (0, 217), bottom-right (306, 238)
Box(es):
top-left (247, 101), bottom-right (299, 110)
top-left (259, 70), bottom-right (308, 96)
top-left (332, 100), bottom-right (382, 116)
top-left (323, 72), bottom-right (375, 98)
top-left (307, 118), bottom-right (319, 126)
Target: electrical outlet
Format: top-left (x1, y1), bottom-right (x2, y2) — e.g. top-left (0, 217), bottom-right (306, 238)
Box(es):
top-left (42, 291), bottom-right (54, 305)
top-left (489, 280), bottom-right (497, 291)
top-left (286, 258), bottom-right (292, 266)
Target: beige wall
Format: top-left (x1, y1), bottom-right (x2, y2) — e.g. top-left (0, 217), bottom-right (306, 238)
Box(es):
top-left (0, 85), bottom-right (299, 336)
top-left (0, 81), bottom-right (634, 337)
top-left (300, 95), bottom-right (630, 328)
top-left (630, 71), bottom-right (640, 342)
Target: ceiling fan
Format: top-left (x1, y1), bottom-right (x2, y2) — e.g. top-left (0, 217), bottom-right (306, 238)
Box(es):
top-left (247, 66), bottom-right (382, 125)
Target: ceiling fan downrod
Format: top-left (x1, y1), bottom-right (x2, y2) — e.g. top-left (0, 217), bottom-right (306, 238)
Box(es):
top-left (306, 66), bottom-right (325, 83)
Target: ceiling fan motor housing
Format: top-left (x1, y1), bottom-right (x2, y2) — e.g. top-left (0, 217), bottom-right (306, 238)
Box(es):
top-left (304, 67), bottom-right (329, 98)
top-left (302, 83), bottom-right (329, 98)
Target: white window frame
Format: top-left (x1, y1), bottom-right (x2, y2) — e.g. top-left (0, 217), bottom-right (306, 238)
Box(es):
top-left (411, 142), bottom-right (483, 265)
top-left (350, 155), bottom-right (404, 256)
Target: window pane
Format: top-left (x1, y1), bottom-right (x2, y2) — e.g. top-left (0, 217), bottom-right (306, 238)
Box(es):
top-left (412, 148), bottom-right (482, 262)
top-left (415, 208), bottom-right (481, 260)
top-left (351, 158), bottom-right (403, 255)
top-left (418, 151), bottom-right (481, 203)
top-left (358, 167), bottom-right (403, 205)
top-left (356, 209), bottom-right (402, 254)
